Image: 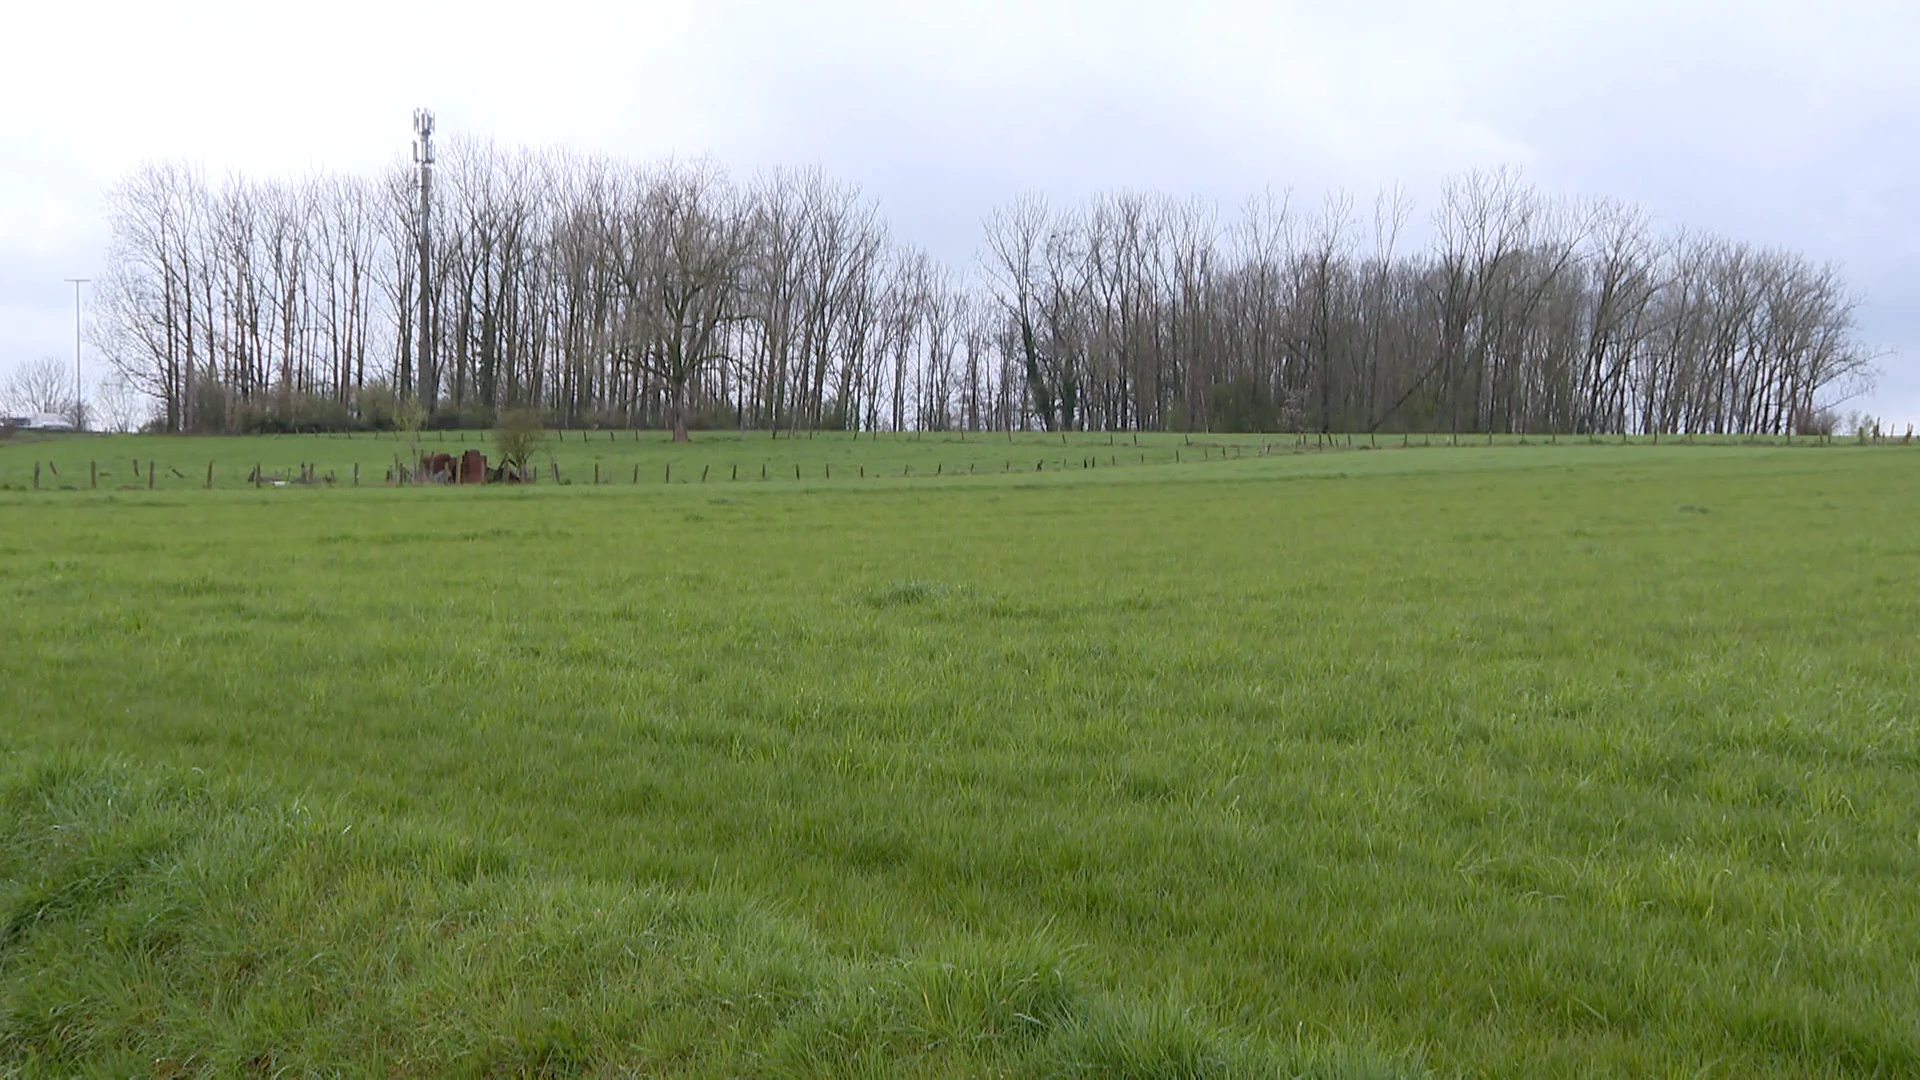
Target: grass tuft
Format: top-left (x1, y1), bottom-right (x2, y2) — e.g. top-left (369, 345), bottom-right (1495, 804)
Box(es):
top-left (0, 760), bottom-right (1388, 1077)
top-left (864, 579), bottom-right (951, 608)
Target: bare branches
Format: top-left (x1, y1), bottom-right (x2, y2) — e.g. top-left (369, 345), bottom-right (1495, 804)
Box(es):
top-left (93, 148), bottom-right (1877, 437)
top-left (614, 160), bottom-right (753, 441)
top-left (2, 357), bottom-right (76, 419)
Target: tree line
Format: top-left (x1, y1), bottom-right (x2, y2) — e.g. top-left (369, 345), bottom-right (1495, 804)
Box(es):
top-left (96, 143), bottom-right (1875, 437)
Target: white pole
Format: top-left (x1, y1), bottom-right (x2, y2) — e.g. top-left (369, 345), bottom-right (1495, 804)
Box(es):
top-left (64, 277), bottom-right (89, 430)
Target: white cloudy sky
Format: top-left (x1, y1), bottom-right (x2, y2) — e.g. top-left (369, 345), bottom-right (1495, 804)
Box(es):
top-left (3, 0), bottom-right (1914, 425)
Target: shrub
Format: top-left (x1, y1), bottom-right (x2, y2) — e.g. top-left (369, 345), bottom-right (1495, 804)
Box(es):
top-left (1792, 406), bottom-right (1839, 437)
top-left (1208, 376), bottom-right (1280, 433)
top-left (494, 407), bottom-right (546, 475)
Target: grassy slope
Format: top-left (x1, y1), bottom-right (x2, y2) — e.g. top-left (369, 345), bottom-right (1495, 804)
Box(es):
top-left (2, 442), bottom-right (1916, 1076)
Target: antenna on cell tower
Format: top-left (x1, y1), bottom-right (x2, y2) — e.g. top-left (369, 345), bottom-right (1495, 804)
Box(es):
top-left (412, 108), bottom-right (436, 409)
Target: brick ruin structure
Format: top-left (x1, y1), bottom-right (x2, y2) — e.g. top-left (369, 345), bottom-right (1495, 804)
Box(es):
top-left (417, 450), bottom-right (491, 484)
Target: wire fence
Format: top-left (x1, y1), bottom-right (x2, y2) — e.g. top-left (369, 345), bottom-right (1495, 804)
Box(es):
top-left (4, 427), bottom-right (1913, 493)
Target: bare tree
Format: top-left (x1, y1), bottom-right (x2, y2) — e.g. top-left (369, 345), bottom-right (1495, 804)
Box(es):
top-left (613, 161), bottom-right (751, 442)
top-left (3, 357), bottom-right (76, 419)
top-left (92, 372), bottom-right (146, 433)
top-left (981, 192), bottom-right (1057, 429)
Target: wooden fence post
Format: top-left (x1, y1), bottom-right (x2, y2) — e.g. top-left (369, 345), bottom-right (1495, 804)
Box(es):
top-left (148, 461), bottom-right (155, 489)
top-left (32, 462), bottom-right (39, 490)
top-left (206, 461), bottom-right (214, 489)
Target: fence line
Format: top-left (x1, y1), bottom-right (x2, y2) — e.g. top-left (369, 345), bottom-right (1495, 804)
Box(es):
top-left (6, 431), bottom-right (1911, 493)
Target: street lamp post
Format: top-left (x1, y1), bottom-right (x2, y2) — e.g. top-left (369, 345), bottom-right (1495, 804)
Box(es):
top-left (64, 278), bottom-right (89, 431)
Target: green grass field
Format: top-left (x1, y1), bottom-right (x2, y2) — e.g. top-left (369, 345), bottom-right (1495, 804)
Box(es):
top-left (2, 435), bottom-right (1916, 1077)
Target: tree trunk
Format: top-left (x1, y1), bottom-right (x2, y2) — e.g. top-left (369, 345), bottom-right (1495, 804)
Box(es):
top-left (671, 380), bottom-right (690, 442)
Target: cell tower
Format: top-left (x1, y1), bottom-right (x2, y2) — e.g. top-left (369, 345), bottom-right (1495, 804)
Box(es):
top-left (412, 108), bottom-right (436, 407)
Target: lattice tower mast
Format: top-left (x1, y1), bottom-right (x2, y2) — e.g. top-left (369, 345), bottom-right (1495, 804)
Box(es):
top-left (413, 108), bottom-right (436, 406)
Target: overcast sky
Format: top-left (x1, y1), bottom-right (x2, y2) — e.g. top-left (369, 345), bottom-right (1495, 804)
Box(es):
top-left (3, 0), bottom-right (1913, 426)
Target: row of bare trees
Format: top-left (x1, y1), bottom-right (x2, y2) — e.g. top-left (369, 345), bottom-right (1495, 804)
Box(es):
top-left (985, 173), bottom-right (1876, 435)
top-left (97, 148), bottom-right (1874, 436)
